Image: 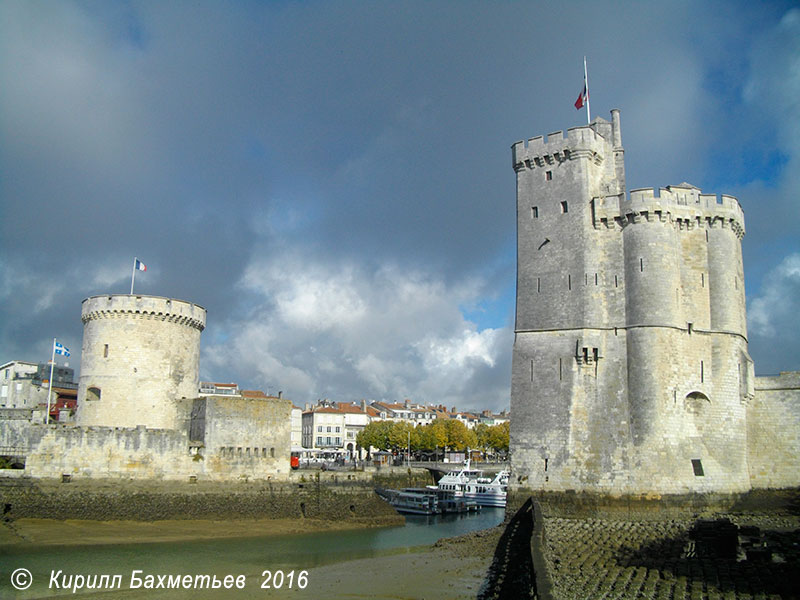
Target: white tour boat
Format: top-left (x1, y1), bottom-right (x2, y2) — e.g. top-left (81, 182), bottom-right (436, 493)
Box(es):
top-left (429, 459), bottom-right (484, 497)
top-left (463, 469), bottom-right (509, 508)
top-left (431, 459), bottom-right (509, 508)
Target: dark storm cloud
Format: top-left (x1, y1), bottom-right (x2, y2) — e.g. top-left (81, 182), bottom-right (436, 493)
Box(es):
top-left (1, 1), bottom-right (798, 408)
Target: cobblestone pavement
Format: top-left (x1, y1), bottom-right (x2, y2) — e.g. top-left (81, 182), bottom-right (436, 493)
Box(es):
top-left (542, 514), bottom-right (800, 600)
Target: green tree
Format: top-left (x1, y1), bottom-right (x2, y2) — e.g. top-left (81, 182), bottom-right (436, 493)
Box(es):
top-left (414, 423), bottom-right (437, 451)
top-left (474, 423), bottom-right (491, 454)
top-left (388, 421), bottom-right (415, 451)
top-left (356, 420), bottom-right (393, 455)
top-left (443, 419), bottom-right (472, 451)
top-left (487, 421), bottom-right (510, 453)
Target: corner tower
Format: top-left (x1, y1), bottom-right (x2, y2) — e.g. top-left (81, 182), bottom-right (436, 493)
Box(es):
top-left (76, 294), bottom-right (206, 429)
top-left (510, 110), bottom-right (752, 495)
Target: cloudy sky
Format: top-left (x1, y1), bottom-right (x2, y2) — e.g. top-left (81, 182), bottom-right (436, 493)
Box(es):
top-left (1, 1), bottom-right (798, 412)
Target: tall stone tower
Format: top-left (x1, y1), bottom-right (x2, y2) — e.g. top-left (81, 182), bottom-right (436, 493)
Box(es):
top-left (77, 294), bottom-right (207, 429)
top-left (510, 111), bottom-right (754, 495)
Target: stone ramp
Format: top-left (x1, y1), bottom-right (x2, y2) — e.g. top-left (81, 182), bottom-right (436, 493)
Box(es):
top-left (478, 497), bottom-right (540, 600)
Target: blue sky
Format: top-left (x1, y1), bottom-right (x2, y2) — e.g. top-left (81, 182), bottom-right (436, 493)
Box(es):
top-left (1, 1), bottom-right (798, 411)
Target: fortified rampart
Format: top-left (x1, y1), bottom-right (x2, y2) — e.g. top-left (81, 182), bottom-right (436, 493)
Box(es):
top-left (0, 292), bottom-right (295, 484)
top-left (748, 372), bottom-right (800, 489)
top-left (510, 110), bottom-right (797, 497)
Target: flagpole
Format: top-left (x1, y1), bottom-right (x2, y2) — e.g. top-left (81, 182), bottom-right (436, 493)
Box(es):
top-left (131, 257), bottom-right (137, 295)
top-left (584, 56), bottom-right (591, 125)
top-left (46, 338), bottom-right (56, 425)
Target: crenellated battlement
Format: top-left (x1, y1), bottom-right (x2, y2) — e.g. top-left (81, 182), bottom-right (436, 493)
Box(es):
top-left (81, 294), bottom-right (207, 331)
top-left (592, 184), bottom-right (745, 238)
top-left (512, 124), bottom-right (609, 171)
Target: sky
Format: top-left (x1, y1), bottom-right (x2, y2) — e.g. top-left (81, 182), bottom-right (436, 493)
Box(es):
top-left (1, 1), bottom-right (798, 413)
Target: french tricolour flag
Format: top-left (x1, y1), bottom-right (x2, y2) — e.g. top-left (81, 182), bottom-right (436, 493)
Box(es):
top-left (574, 83), bottom-right (588, 110)
top-left (135, 259), bottom-right (147, 272)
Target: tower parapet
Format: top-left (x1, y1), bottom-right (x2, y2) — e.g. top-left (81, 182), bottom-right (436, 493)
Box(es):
top-left (81, 295), bottom-right (206, 331)
top-left (77, 294), bottom-right (207, 430)
top-left (512, 125), bottom-right (607, 172)
top-left (593, 185), bottom-right (745, 237)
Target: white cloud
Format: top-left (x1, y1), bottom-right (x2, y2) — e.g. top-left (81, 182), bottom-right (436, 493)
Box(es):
top-left (202, 252), bottom-right (511, 409)
top-left (747, 253), bottom-right (800, 373)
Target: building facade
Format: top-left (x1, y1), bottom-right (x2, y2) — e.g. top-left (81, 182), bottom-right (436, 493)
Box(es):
top-left (1, 361), bottom-right (76, 412)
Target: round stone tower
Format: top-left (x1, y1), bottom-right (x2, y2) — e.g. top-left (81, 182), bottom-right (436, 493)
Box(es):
top-left (76, 294), bottom-right (206, 429)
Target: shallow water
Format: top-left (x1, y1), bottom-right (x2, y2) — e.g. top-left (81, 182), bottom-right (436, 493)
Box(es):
top-left (0, 508), bottom-right (504, 598)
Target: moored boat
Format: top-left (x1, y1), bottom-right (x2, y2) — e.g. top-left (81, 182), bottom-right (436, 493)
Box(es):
top-left (463, 469), bottom-right (509, 508)
top-left (375, 488), bottom-right (439, 515)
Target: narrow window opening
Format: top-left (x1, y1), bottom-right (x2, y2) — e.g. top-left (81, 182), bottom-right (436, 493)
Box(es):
top-left (585, 273), bottom-right (588, 285)
top-left (531, 206), bottom-right (539, 219)
top-left (568, 274), bottom-right (571, 290)
top-left (582, 347), bottom-right (589, 362)
top-left (614, 327), bottom-right (618, 336)
top-left (560, 201), bottom-right (568, 214)
top-left (530, 360), bottom-right (534, 382)
top-left (593, 348), bottom-right (599, 362)
top-left (103, 344), bottom-right (109, 358)
top-left (701, 273), bottom-right (705, 288)
top-left (270, 447), bottom-right (275, 458)
top-left (705, 230), bottom-right (709, 242)
top-left (701, 360), bottom-right (704, 383)
top-left (545, 171), bottom-right (552, 181)
top-left (688, 323), bottom-right (693, 334)
top-left (640, 258), bottom-right (644, 272)
top-left (614, 275), bottom-right (618, 288)
top-left (691, 459), bottom-right (704, 477)
top-left (595, 273), bottom-right (598, 285)
top-left (559, 358), bottom-right (562, 381)
top-left (544, 458), bottom-right (548, 472)
top-left (537, 277), bottom-right (541, 293)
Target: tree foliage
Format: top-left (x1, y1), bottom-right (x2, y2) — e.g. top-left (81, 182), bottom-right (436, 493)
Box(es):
top-left (356, 418), bottom-right (507, 456)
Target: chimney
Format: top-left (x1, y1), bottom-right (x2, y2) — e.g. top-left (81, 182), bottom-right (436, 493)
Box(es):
top-left (278, 391), bottom-right (282, 399)
top-left (361, 399), bottom-right (366, 412)
top-left (451, 405), bottom-right (456, 414)
top-left (404, 399), bottom-right (410, 408)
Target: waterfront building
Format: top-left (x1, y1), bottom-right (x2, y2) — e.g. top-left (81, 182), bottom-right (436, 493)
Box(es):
top-left (0, 360), bottom-right (76, 410)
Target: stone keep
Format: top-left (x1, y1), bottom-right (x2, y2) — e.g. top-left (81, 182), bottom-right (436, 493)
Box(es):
top-left (77, 295), bottom-right (207, 429)
top-left (510, 110), bottom-right (753, 495)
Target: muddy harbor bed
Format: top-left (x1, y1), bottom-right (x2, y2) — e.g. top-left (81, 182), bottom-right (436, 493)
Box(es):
top-left (541, 513), bottom-right (800, 600)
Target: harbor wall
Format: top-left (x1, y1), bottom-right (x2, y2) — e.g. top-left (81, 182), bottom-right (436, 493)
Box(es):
top-left (0, 469), bottom-right (432, 522)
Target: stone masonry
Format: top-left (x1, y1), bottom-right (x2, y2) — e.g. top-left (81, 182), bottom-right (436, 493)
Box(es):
top-left (510, 110), bottom-right (798, 496)
top-left (0, 293), bottom-right (292, 482)
top-left (77, 294), bottom-right (206, 430)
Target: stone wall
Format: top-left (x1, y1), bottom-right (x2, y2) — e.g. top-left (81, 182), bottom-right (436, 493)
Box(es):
top-left (0, 392), bottom-right (295, 482)
top-left (0, 421), bottom-right (195, 479)
top-left (748, 372), bottom-right (800, 489)
top-left (0, 473), bottom-right (430, 522)
top-left (187, 395), bottom-right (293, 480)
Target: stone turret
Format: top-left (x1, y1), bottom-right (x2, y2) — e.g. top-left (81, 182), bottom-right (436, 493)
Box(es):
top-left (76, 294), bottom-right (206, 430)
